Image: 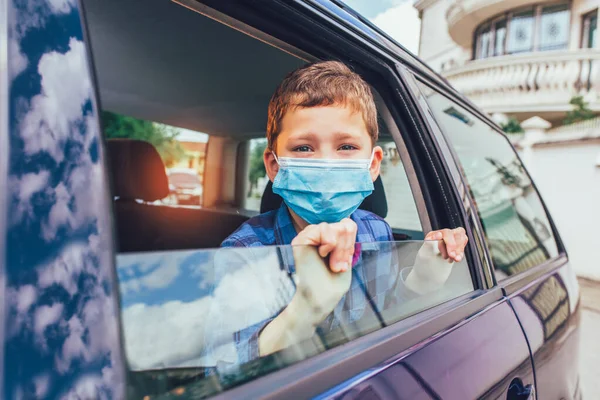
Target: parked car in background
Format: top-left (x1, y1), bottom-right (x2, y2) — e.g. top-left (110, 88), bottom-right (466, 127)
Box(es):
top-left (2, 0), bottom-right (580, 399)
top-left (167, 168), bottom-right (203, 206)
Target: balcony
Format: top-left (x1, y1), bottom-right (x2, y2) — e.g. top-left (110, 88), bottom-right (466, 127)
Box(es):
top-left (446, 0), bottom-right (554, 48)
top-left (443, 50), bottom-right (600, 121)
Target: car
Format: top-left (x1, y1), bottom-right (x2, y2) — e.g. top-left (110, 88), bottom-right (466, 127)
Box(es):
top-left (167, 168), bottom-right (203, 206)
top-left (2, 0), bottom-right (580, 399)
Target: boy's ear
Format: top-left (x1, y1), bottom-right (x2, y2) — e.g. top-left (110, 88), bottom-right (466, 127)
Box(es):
top-left (369, 146), bottom-right (383, 182)
top-left (264, 148), bottom-right (279, 181)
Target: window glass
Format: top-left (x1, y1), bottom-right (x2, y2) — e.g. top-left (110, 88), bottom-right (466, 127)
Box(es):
top-left (117, 241), bottom-right (473, 398)
top-left (590, 14), bottom-right (598, 48)
top-left (583, 11), bottom-right (598, 48)
top-left (244, 138), bottom-right (268, 211)
top-left (417, 83), bottom-right (559, 280)
top-left (474, 4), bottom-right (571, 58)
top-left (494, 19), bottom-right (507, 56)
top-left (508, 10), bottom-right (535, 53)
top-left (378, 139), bottom-right (424, 238)
top-left (477, 25), bottom-right (492, 59)
top-left (102, 111), bottom-right (208, 207)
top-left (539, 5), bottom-right (570, 51)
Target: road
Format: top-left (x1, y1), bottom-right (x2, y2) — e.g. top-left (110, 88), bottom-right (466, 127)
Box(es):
top-left (579, 278), bottom-right (600, 399)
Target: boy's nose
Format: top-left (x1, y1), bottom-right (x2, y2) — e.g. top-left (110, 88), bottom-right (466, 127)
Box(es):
top-left (317, 149), bottom-right (340, 159)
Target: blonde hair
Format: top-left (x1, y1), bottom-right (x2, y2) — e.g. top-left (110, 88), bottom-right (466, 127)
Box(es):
top-left (267, 61), bottom-right (378, 150)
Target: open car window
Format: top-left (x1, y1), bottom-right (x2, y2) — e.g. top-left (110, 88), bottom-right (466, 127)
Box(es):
top-left (117, 241), bottom-right (473, 398)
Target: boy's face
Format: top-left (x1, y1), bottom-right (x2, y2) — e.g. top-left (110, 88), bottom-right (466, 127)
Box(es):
top-left (264, 104), bottom-right (383, 182)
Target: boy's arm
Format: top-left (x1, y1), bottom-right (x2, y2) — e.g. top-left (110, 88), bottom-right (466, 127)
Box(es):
top-left (208, 244), bottom-right (294, 366)
top-left (258, 220), bottom-right (357, 357)
top-left (258, 245), bottom-right (352, 356)
top-left (398, 228), bottom-right (468, 295)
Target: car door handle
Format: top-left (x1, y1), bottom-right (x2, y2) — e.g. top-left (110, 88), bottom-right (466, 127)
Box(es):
top-left (507, 379), bottom-right (535, 400)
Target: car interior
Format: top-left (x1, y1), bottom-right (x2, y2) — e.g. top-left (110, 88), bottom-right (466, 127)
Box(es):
top-left (83, 0), bottom-right (425, 253)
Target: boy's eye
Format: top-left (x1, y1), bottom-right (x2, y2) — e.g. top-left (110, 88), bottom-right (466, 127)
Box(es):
top-left (293, 145), bottom-right (313, 152)
top-left (339, 144), bottom-right (358, 151)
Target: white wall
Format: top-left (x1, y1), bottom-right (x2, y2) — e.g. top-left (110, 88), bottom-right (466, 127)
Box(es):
top-left (522, 142), bottom-right (600, 280)
top-left (419, 0), bottom-right (470, 71)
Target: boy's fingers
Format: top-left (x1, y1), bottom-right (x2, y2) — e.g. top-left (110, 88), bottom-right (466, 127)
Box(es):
top-left (292, 219), bottom-right (357, 273)
top-left (453, 228), bottom-right (468, 262)
top-left (318, 224), bottom-right (337, 258)
top-left (328, 219), bottom-right (357, 273)
top-left (425, 231), bottom-right (443, 241)
top-left (438, 241), bottom-right (449, 260)
top-left (441, 229), bottom-right (458, 260)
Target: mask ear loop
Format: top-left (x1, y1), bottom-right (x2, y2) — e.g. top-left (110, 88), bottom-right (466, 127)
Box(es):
top-left (272, 151), bottom-right (281, 166)
top-left (368, 149), bottom-right (375, 169)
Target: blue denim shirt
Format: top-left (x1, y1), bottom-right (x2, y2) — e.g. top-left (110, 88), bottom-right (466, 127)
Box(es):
top-left (213, 203), bottom-right (412, 366)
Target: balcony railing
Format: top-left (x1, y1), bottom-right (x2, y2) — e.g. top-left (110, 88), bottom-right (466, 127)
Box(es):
top-left (443, 50), bottom-right (600, 114)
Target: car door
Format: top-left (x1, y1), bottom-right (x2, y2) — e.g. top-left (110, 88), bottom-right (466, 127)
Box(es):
top-left (78, 1), bottom-right (535, 399)
top-left (408, 72), bottom-right (582, 399)
top-left (2, 0), bottom-right (126, 398)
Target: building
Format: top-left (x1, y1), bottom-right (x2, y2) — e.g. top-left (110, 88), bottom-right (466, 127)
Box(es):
top-left (415, 0), bottom-right (600, 125)
top-left (414, 0), bottom-right (600, 280)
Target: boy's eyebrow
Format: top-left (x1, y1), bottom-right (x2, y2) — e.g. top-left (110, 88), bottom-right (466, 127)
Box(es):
top-left (287, 132), bottom-right (318, 142)
top-left (287, 131), bottom-right (361, 142)
top-left (333, 131), bottom-right (361, 140)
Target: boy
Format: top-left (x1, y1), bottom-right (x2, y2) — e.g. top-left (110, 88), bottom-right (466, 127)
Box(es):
top-left (219, 61), bottom-right (468, 361)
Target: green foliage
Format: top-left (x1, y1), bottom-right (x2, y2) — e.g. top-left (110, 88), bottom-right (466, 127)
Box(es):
top-left (500, 117), bottom-right (524, 134)
top-left (101, 111), bottom-right (186, 167)
top-left (248, 140), bottom-right (267, 193)
top-left (564, 95), bottom-right (596, 125)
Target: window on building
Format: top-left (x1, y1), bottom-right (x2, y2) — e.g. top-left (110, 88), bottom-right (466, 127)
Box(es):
top-left (582, 10), bottom-right (598, 48)
top-left (476, 24), bottom-right (492, 59)
top-left (507, 10), bottom-right (535, 54)
top-left (539, 4), bottom-right (570, 51)
top-left (494, 19), bottom-right (508, 56)
top-left (417, 82), bottom-right (559, 280)
top-left (474, 3), bottom-right (570, 59)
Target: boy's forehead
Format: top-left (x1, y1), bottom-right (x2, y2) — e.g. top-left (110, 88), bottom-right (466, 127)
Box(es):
top-left (280, 105), bottom-right (369, 134)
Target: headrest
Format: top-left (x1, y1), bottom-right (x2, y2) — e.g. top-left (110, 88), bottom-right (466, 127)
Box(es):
top-left (106, 139), bottom-right (169, 201)
top-left (260, 176), bottom-right (388, 218)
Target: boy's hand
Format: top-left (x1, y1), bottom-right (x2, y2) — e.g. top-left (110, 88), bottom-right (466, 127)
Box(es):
top-left (425, 228), bottom-right (468, 263)
top-left (259, 222), bottom-right (356, 357)
top-left (291, 218), bottom-right (358, 273)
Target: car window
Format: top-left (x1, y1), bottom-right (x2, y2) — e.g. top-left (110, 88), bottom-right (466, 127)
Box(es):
top-left (117, 241), bottom-right (473, 398)
top-left (243, 138), bottom-right (268, 212)
top-left (102, 111), bottom-right (208, 207)
top-left (416, 83), bottom-right (559, 280)
top-left (378, 139), bottom-right (424, 239)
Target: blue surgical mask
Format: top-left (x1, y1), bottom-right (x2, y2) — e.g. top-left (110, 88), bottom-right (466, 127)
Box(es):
top-left (272, 153), bottom-right (375, 224)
